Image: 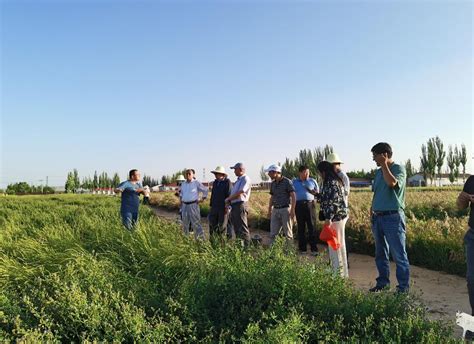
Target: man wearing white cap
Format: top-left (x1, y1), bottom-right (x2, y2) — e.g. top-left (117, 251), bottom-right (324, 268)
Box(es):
top-left (326, 153), bottom-right (350, 206)
top-left (209, 166), bottom-right (233, 239)
top-left (180, 168), bottom-right (208, 239)
top-left (266, 164), bottom-right (296, 246)
top-left (225, 162), bottom-right (252, 246)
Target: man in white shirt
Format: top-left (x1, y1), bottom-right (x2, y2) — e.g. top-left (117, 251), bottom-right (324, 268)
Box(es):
top-left (225, 162), bottom-right (252, 246)
top-left (180, 168), bottom-right (208, 239)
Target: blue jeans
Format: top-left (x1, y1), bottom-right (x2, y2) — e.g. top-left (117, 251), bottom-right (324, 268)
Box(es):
top-left (371, 211), bottom-right (410, 291)
top-left (465, 228), bottom-right (474, 314)
top-left (121, 211), bottom-right (138, 230)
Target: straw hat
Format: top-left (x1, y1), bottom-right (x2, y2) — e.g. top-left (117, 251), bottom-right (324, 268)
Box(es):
top-left (326, 153), bottom-right (343, 164)
top-left (211, 166), bottom-right (227, 176)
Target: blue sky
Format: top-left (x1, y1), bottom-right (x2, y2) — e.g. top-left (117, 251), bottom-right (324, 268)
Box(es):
top-left (1, 0), bottom-right (472, 187)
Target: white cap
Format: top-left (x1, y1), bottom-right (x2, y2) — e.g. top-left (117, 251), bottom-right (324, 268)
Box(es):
top-left (176, 174), bottom-right (186, 182)
top-left (265, 164), bottom-right (282, 173)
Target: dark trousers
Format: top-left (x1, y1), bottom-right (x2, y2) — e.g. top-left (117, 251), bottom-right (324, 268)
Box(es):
top-left (465, 228), bottom-right (474, 315)
top-left (295, 201), bottom-right (317, 252)
top-left (209, 207), bottom-right (232, 238)
top-left (231, 202), bottom-right (250, 244)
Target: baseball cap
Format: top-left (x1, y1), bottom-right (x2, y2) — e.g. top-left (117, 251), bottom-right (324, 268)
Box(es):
top-left (230, 162), bottom-right (245, 169)
top-left (265, 164), bottom-right (282, 173)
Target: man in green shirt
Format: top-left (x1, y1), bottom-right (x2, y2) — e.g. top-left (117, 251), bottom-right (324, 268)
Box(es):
top-left (369, 142), bottom-right (410, 293)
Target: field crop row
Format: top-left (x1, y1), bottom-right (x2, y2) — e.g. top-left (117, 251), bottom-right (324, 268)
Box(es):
top-left (150, 188), bottom-right (469, 276)
top-left (0, 195), bottom-right (455, 342)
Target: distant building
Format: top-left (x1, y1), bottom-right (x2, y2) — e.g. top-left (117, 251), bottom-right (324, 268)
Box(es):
top-left (408, 173), bottom-right (470, 187)
top-left (407, 174), bottom-right (425, 187)
top-left (349, 178), bottom-right (372, 188)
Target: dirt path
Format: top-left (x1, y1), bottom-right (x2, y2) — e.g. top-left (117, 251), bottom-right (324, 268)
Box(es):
top-left (151, 206), bottom-right (468, 337)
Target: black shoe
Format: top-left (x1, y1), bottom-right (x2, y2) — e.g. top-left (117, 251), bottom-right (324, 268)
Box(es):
top-left (395, 286), bottom-right (409, 294)
top-left (369, 285), bottom-right (389, 293)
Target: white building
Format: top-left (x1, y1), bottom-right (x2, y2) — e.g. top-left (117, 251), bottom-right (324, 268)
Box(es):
top-left (407, 173), bottom-right (470, 187)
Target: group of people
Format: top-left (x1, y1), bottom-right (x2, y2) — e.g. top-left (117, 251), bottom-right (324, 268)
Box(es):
top-left (115, 142), bottom-right (474, 312)
top-left (172, 163), bottom-right (252, 243)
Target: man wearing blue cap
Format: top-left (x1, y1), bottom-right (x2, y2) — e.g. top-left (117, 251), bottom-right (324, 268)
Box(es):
top-left (225, 162), bottom-right (252, 246)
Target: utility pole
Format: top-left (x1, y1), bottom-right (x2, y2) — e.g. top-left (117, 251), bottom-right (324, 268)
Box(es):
top-left (46, 176), bottom-right (48, 186)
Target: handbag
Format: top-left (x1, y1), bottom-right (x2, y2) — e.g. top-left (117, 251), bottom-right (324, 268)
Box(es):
top-left (319, 224), bottom-right (340, 250)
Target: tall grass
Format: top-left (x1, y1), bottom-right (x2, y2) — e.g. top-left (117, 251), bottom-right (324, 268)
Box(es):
top-left (152, 188), bottom-right (468, 276)
top-left (0, 195), bottom-right (456, 342)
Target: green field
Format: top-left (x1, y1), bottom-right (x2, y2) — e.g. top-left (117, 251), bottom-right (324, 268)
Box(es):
top-left (0, 195), bottom-right (459, 342)
top-left (151, 187), bottom-right (469, 276)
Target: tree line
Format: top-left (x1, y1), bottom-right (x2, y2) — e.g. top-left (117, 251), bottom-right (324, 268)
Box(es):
top-left (258, 145), bottom-right (334, 182)
top-left (4, 182), bottom-right (55, 195)
top-left (64, 137), bottom-right (469, 193)
top-left (259, 137), bottom-right (469, 187)
top-left (64, 169), bottom-right (180, 193)
top-left (419, 137), bottom-right (467, 185)
top-left (65, 169), bottom-right (121, 193)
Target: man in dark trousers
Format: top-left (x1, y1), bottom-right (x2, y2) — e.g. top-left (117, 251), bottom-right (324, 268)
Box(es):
top-left (209, 166), bottom-right (233, 240)
top-left (292, 165), bottom-right (319, 255)
top-left (115, 169), bottom-right (144, 230)
top-left (457, 175), bottom-right (474, 340)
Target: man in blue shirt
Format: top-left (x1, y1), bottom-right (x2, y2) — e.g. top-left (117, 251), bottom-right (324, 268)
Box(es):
top-left (115, 169), bottom-right (144, 230)
top-left (369, 143), bottom-right (409, 293)
top-left (292, 165), bottom-right (319, 254)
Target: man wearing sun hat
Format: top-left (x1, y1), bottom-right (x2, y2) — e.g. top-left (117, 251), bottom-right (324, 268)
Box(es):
top-left (180, 168), bottom-right (208, 240)
top-left (225, 162), bottom-right (252, 246)
top-left (209, 166), bottom-right (233, 239)
top-left (266, 164), bottom-right (296, 246)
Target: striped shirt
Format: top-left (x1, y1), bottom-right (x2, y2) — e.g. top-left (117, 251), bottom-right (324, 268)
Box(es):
top-left (270, 177), bottom-right (295, 207)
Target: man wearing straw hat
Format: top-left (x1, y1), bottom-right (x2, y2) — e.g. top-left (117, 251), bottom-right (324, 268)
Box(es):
top-left (180, 168), bottom-right (208, 239)
top-left (209, 166), bottom-right (233, 239)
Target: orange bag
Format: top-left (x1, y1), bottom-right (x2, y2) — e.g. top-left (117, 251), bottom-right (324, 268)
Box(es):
top-left (319, 223), bottom-right (340, 250)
